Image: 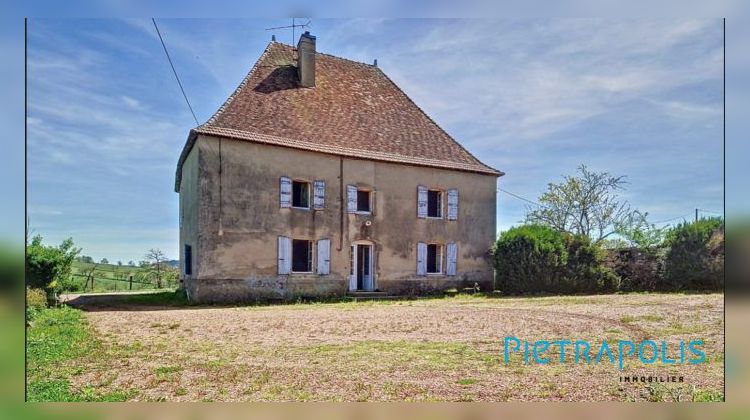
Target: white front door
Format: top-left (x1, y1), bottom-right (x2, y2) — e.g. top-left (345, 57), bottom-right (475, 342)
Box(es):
top-left (350, 244), bottom-right (374, 291)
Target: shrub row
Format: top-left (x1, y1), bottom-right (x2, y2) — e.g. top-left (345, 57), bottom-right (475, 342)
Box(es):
top-left (493, 219), bottom-right (724, 295)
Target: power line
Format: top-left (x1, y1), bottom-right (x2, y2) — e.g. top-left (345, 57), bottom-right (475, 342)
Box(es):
top-left (697, 208), bottom-right (723, 215)
top-left (152, 18), bottom-right (199, 126)
top-left (497, 188), bottom-right (542, 207)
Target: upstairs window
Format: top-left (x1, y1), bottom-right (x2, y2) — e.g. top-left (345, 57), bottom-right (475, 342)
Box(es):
top-left (292, 239), bottom-right (313, 273)
top-left (357, 190), bottom-right (371, 213)
top-left (292, 181), bottom-right (310, 209)
top-left (347, 185), bottom-right (373, 214)
top-left (427, 190), bottom-right (443, 218)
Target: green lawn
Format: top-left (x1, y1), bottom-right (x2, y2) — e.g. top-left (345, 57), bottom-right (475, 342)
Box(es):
top-left (26, 306), bottom-right (132, 401)
top-left (69, 261), bottom-right (178, 293)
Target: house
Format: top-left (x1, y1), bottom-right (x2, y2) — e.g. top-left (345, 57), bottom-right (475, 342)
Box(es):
top-left (175, 32), bottom-right (503, 302)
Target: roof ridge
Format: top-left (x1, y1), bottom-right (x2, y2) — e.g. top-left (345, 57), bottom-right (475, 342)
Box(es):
top-left (270, 40), bottom-right (377, 69)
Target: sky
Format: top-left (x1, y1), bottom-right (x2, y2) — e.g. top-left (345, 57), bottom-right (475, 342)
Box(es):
top-left (26, 18), bottom-right (724, 262)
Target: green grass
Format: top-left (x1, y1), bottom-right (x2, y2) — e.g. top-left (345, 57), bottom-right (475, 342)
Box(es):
top-left (26, 306), bottom-right (133, 401)
top-left (123, 289), bottom-right (191, 306)
top-left (69, 260), bottom-right (178, 293)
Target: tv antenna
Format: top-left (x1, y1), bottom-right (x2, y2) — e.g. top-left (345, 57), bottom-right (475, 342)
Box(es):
top-left (265, 18), bottom-right (311, 46)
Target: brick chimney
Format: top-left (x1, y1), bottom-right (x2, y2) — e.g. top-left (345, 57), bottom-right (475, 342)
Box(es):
top-left (296, 31), bottom-right (316, 88)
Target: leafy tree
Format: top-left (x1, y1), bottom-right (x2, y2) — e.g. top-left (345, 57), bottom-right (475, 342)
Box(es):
top-left (77, 255), bottom-right (94, 264)
top-left (100, 258), bottom-right (109, 264)
top-left (26, 235), bottom-right (80, 297)
top-left (117, 260), bottom-right (122, 266)
top-left (615, 210), bottom-right (667, 252)
top-left (525, 165), bottom-right (637, 243)
top-left (128, 260), bottom-right (135, 266)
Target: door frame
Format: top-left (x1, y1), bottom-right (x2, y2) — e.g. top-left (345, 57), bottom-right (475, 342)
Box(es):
top-left (350, 240), bottom-right (375, 291)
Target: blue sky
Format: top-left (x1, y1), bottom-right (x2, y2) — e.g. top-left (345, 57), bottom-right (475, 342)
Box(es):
top-left (26, 18), bottom-right (724, 262)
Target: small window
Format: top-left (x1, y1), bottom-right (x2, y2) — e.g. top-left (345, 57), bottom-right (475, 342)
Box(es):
top-left (357, 190), bottom-right (371, 213)
top-left (292, 181), bottom-right (310, 208)
top-left (292, 239), bottom-right (313, 273)
top-left (184, 244), bottom-right (192, 275)
top-left (427, 190), bottom-right (443, 218)
top-left (426, 244), bottom-right (443, 274)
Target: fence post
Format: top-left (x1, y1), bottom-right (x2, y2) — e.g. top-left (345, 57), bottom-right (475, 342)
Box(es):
top-left (129, 275), bottom-right (133, 290)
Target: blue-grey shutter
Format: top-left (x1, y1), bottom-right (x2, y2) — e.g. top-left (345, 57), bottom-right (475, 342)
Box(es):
top-left (313, 180), bottom-right (326, 210)
top-left (416, 242), bottom-right (427, 276)
top-left (447, 189), bottom-right (459, 220)
top-left (278, 236), bottom-right (291, 274)
top-left (317, 239), bottom-right (331, 275)
top-left (417, 185), bottom-right (428, 218)
top-left (347, 185), bottom-right (358, 213)
top-left (446, 243), bottom-right (457, 276)
top-left (280, 177), bottom-right (292, 208)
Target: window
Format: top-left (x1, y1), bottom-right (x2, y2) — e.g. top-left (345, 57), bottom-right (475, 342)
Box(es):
top-left (426, 244), bottom-right (443, 274)
top-left (184, 244), bottom-right (192, 275)
top-left (357, 190), bottom-right (371, 212)
top-left (347, 185), bottom-right (374, 214)
top-left (427, 190), bottom-right (443, 218)
top-left (292, 180), bottom-right (310, 208)
top-left (291, 239), bottom-right (313, 272)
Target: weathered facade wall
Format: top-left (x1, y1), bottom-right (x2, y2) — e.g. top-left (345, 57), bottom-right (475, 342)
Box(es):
top-left (178, 144), bottom-right (200, 284)
top-left (181, 134), bottom-right (497, 302)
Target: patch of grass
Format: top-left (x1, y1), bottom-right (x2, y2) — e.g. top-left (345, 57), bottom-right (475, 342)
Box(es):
top-left (620, 315), bottom-right (637, 323)
top-left (638, 314), bottom-right (665, 322)
top-left (692, 389), bottom-right (724, 402)
top-left (124, 289), bottom-right (190, 306)
top-left (26, 306), bottom-right (133, 401)
top-left (457, 378), bottom-right (478, 386)
top-left (154, 365), bottom-right (181, 377)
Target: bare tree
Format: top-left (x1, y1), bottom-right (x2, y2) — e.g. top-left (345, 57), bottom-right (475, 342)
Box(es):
top-left (525, 165), bottom-right (636, 243)
top-left (144, 248), bottom-right (166, 288)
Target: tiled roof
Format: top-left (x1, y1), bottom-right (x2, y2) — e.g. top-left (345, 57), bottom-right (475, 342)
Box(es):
top-left (175, 42), bottom-right (502, 191)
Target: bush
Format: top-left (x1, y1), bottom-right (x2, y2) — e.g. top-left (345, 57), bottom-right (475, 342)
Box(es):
top-left (26, 235), bottom-right (80, 296)
top-left (26, 287), bottom-right (48, 321)
top-left (493, 225), bottom-right (618, 294)
top-left (664, 218), bottom-right (724, 291)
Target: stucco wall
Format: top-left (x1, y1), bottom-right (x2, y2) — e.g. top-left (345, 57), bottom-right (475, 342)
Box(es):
top-left (179, 144), bottom-right (200, 295)
top-left (181, 134), bottom-right (497, 302)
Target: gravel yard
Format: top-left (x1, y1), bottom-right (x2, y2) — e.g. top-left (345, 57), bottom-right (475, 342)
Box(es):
top-left (65, 293), bottom-right (724, 401)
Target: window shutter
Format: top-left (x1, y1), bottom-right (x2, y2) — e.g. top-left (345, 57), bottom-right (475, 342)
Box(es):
top-left (417, 185), bottom-right (428, 218)
top-left (313, 180), bottom-right (326, 210)
top-left (278, 236), bottom-right (291, 275)
top-left (280, 177), bottom-right (292, 208)
top-left (416, 242), bottom-right (427, 276)
top-left (446, 243), bottom-right (457, 276)
top-left (447, 189), bottom-right (459, 220)
top-left (317, 239), bottom-right (331, 275)
top-left (347, 185), bottom-right (358, 213)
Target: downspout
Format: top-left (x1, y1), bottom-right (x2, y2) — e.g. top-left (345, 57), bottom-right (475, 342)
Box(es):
top-left (338, 156), bottom-right (344, 251)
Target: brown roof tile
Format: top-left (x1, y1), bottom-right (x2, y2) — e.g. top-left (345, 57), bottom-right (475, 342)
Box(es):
top-left (176, 42), bottom-right (501, 191)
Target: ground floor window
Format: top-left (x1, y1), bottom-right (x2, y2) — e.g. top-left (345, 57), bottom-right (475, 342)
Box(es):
top-left (292, 239), bottom-right (313, 272)
top-left (184, 244), bottom-right (192, 275)
top-left (426, 244), bottom-right (443, 274)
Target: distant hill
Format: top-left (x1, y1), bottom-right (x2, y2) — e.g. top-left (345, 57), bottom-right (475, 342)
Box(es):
top-left (165, 260), bottom-right (179, 268)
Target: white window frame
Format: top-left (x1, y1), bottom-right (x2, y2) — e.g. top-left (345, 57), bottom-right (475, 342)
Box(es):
top-left (426, 189), bottom-right (444, 219)
top-left (426, 243), bottom-right (444, 275)
top-left (291, 238), bottom-right (314, 274)
top-left (291, 179), bottom-right (312, 210)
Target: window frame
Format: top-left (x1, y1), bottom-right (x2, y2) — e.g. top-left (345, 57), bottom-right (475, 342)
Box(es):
top-left (426, 189), bottom-right (444, 219)
top-left (291, 179), bottom-right (312, 210)
top-left (426, 243), bottom-right (444, 275)
top-left (290, 238), bottom-right (314, 273)
top-left (355, 188), bottom-right (372, 214)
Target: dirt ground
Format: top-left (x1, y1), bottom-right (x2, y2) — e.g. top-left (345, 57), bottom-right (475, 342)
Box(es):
top-left (69, 293), bottom-right (724, 401)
